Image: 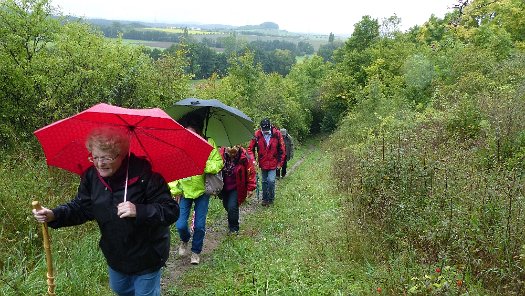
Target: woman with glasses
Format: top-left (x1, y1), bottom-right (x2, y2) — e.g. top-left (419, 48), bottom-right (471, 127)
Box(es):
top-left (32, 126), bottom-right (179, 296)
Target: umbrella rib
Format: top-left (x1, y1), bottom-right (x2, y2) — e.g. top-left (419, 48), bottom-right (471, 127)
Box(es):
top-left (214, 115), bottom-right (235, 147)
top-left (75, 114), bottom-right (151, 129)
top-left (75, 117), bottom-right (124, 127)
top-left (74, 117), bottom-right (188, 132)
top-left (131, 131), bottom-right (152, 163)
top-left (120, 115), bottom-right (150, 128)
top-left (135, 129), bottom-right (205, 160)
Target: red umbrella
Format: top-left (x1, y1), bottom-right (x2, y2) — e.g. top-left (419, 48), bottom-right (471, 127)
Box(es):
top-left (34, 103), bottom-right (213, 183)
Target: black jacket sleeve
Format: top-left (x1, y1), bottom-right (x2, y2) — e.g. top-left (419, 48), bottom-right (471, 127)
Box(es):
top-left (134, 172), bottom-right (179, 226)
top-left (49, 172), bottom-right (95, 228)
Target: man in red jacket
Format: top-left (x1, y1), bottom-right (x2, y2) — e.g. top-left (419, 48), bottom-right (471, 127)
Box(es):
top-left (248, 118), bottom-right (286, 206)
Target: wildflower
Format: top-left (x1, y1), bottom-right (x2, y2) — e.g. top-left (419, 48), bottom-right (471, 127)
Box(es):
top-left (435, 267), bottom-right (441, 273)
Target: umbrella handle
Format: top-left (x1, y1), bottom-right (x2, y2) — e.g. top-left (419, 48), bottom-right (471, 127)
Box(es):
top-left (32, 201), bottom-right (56, 296)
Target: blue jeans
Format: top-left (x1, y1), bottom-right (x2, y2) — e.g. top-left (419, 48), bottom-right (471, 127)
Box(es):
top-left (261, 169), bottom-right (276, 203)
top-left (108, 266), bottom-right (161, 296)
top-left (222, 190), bottom-right (239, 232)
top-left (176, 194), bottom-right (210, 254)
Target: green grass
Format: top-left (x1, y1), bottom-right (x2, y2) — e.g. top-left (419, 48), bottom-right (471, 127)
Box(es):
top-left (107, 37), bottom-right (174, 49)
top-left (164, 137), bottom-right (376, 295)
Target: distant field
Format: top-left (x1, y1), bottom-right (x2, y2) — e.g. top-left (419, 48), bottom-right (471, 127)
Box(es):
top-left (110, 26), bottom-right (336, 51)
top-left (141, 27), bottom-right (224, 35)
top-left (110, 38), bottom-right (175, 49)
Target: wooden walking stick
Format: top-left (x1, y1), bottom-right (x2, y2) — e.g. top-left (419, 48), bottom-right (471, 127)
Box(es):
top-left (32, 201), bottom-right (56, 296)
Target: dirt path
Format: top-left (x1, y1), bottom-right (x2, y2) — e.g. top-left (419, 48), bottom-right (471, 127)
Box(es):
top-left (160, 149), bottom-right (309, 291)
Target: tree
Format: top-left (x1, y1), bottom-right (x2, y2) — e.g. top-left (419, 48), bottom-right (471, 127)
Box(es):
top-left (0, 0), bottom-right (60, 145)
top-left (317, 41), bottom-right (343, 62)
top-left (332, 16), bottom-right (381, 86)
top-left (285, 55), bottom-right (328, 135)
top-left (328, 32), bottom-right (335, 43)
top-left (0, 0), bottom-right (192, 149)
top-left (267, 49), bottom-right (295, 76)
top-left (345, 15), bottom-right (380, 52)
top-left (415, 14), bottom-right (448, 45)
top-left (297, 41), bottom-right (314, 55)
top-left (380, 15), bottom-right (402, 38)
top-left (222, 50), bottom-right (265, 112)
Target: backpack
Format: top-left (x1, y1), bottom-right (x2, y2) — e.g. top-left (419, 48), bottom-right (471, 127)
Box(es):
top-left (205, 172), bottom-right (223, 196)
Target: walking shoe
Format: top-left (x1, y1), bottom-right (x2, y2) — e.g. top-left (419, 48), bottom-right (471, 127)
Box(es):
top-left (190, 252), bottom-right (200, 265)
top-left (261, 200), bottom-right (269, 206)
top-left (178, 241), bottom-right (189, 256)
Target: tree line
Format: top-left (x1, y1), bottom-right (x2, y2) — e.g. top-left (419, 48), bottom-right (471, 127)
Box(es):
top-left (95, 20), bottom-right (319, 79)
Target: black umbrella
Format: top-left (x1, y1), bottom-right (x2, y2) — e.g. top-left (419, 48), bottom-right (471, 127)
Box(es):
top-left (166, 98), bottom-right (254, 147)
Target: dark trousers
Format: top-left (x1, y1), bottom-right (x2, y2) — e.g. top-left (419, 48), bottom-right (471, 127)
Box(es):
top-left (277, 160), bottom-right (288, 178)
top-left (222, 189), bottom-right (239, 232)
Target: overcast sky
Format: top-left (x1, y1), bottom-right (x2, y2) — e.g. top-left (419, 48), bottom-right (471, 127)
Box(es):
top-left (50, 0), bottom-right (455, 36)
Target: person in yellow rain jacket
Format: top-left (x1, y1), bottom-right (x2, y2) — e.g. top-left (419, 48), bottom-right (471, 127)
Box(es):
top-left (169, 112), bottom-right (224, 265)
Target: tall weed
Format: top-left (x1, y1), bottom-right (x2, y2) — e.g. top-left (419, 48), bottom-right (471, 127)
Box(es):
top-left (332, 97), bottom-right (525, 294)
top-left (0, 148), bottom-right (110, 295)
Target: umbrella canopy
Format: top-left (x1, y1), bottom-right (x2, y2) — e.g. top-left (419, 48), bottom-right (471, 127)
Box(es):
top-left (166, 98), bottom-right (254, 147)
top-left (34, 103), bottom-right (213, 183)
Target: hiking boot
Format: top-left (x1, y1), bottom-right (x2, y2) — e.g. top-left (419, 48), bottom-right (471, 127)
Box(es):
top-left (261, 200), bottom-right (269, 206)
top-left (190, 252), bottom-right (200, 265)
top-left (178, 241), bottom-right (189, 256)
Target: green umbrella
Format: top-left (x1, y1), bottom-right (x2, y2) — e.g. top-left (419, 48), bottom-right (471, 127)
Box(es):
top-left (166, 98), bottom-right (254, 147)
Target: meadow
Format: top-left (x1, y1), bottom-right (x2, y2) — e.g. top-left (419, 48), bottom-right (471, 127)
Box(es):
top-left (112, 25), bottom-right (332, 51)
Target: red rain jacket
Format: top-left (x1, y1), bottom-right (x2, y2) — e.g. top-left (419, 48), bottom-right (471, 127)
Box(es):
top-left (247, 127), bottom-right (286, 170)
top-left (219, 147), bottom-right (257, 204)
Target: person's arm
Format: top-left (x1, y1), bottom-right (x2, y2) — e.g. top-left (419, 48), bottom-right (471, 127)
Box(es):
top-left (45, 174), bottom-right (95, 228)
top-left (169, 181), bottom-right (183, 203)
top-left (204, 138), bottom-right (224, 174)
top-left (277, 132), bottom-right (286, 168)
top-left (168, 180), bottom-right (183, 197)
top-left (289, 136), bottom-right (294, 159)
top-left (245, 150), bottom-right (257, 192)
top-left (247, 135), bottom-right (258, 165)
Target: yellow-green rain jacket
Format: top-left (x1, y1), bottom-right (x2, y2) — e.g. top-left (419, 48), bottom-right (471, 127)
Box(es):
top-left (169, 138), bottom-right (224, 199)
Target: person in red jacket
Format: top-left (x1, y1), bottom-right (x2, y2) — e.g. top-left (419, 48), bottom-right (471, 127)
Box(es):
top-left (248, 118), bottom-right (286, 206)
top-left (219, 145), bottom-right (256, 233)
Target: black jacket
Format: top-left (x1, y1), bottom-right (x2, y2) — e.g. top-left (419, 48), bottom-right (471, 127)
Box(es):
top-left (49, 154), bottom-right (179, 274)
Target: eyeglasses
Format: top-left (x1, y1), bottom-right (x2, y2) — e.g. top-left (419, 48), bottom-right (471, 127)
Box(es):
top-left (88, 154), bottom-right (119, 164)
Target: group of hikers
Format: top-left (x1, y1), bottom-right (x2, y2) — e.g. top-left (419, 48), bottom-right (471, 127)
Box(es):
top-left (32, 112), bottom-right (294, 295)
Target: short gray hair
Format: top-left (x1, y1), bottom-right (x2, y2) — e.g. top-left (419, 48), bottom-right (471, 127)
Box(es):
top-left (85, 127), bottom-right (129, 155)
